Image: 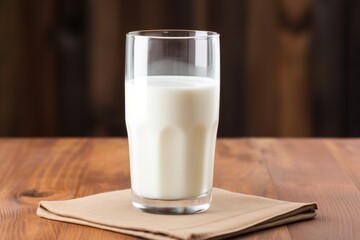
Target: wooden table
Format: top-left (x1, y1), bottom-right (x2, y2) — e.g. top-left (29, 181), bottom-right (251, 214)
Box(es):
top-left (1, 138), bottom-right (360, 239)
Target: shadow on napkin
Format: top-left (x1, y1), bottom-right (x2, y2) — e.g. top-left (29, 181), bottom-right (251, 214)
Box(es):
top-left (37, 188), bottom-right (317, 240)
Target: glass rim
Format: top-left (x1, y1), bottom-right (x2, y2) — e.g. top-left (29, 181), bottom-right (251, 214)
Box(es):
top-left (126, 29), bottom-right (219, 39)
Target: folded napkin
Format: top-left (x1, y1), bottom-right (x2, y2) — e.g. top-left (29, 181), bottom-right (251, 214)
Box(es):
top-left (37, 188), bottom-right (317, 240)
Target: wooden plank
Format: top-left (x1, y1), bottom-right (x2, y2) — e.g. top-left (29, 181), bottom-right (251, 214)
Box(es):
top-left (326, 139), bottom-right (360, 191)
top-left (54, 138), bottom-right (292, 239)
top-left (0, 0), bottom-right (56, 136)
top-left (346, 0), bottom-right (360, 136)
top-left (0, 0), bottom-right (57, 136)
top-left (253, 139), bottom-right (360, 240)
top-left (57, 139), bottom-right (131, 239)
top-left (245, 0), bottom-right (314, 137)
top-left (0, 138), bottom-right (294, 239)
top-left (0, 139), bottom-right (31, 185)
top-left (163, 0), bottom-right (193, 29)
top-left (209, 0), bottom-right (247, 137)
top-left (55, 0), bottom-right (91, 136)
top-left (193, 0), bottom-right (208, 30)
top-left (139, 0), bottom-right (165, 29)
top-left (22, 0), bottom-right (57, 136)
top-left (275, 0), bottom-right (313, 136)
top-left (0, 0), bottom-right (25, 135)
top-left (3, 138), bottom-right (360, 239)
top-left (213, 139), bottom-right (291, 239)
top-left (0, 139), bottom-right (58, 239)
top-left (244, 0), bottom-right (279, 136)
top-left (0, 139), bottom-right (92, 239)
top-left (312, 0), bottom-right (346, 136)
top-left (89, 0), bottom-right (124, 136)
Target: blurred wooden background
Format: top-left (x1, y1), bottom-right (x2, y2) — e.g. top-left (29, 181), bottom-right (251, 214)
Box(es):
top-left (0, 0), bottom-right (359, 137)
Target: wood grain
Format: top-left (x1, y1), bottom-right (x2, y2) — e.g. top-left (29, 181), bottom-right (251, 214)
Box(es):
top-left (346, 0), bottom-right (360, 136)
top-left (245, 0), bottom-right (313, 137)
top-left (252, 139), bottom-right (360, 239)
top-left (0, 0), bottom-right (57, 136)
top-left (312, 0), bottom-right (345, 136)
top-left (89, 0), bottom-right (123, 136)
top-left (0, 0), bottom-right (25, 136)
top-left (2, 1), bottom-right (360, 138)
top-left (214, 139), bottom-right (291, 239)
top-left (275, 0), bottom-right (313, 136)
top-left (245, 0), bottom-right (279, 136)
top-left (1, 138), bottom-right (360, 239)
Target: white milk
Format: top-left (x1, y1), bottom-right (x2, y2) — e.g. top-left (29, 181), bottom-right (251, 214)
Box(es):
top-left (125, 76), bottom-right (219, 200)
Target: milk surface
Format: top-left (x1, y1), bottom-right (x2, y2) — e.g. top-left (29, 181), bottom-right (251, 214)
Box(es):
top-left (125, 76), bottom-right (219, 200)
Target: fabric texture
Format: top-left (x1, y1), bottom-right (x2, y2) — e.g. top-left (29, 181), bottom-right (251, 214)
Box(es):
top-left (37, 188), bottom-right (317, 240)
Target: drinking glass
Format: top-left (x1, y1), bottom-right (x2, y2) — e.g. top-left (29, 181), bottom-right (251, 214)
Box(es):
top-left (125, 30), bottom-right (220, 214)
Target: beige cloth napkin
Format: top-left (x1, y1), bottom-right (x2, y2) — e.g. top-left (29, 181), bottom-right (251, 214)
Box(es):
top-left (37, 188), bottom-right (317, 240)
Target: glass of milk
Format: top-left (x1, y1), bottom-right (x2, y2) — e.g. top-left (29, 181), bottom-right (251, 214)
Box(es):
top-left (125, 30), bottom-right (220, 214)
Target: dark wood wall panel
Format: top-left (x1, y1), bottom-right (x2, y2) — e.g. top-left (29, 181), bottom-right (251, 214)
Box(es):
top-left (55, 0), bottom-right (90, 136)
top-left (24, 0), bottom-right (57, 136)
top-left (275, 0), bottom-right (313, 136)
top-left (0, 0), bottom-right (56, 136)
top-left (245, 0), bottom-right (280, 136)
top-left (312, 0), bottom-right (346, 136)
top-left (0, 0), bottom-right (25, 135)
top-left (245, 0), bottom-right (313, 137)
top-left (89, 0), bottom-right (123, 136)
top-left (0, 0), bottom-right (359, 137)
top-left (346, 0), bottom-right (360, 136)
top-left (209, 0), bottom-right (247, 136)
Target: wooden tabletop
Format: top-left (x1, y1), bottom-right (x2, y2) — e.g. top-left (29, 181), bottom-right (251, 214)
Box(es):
top-left (1, 138), bottom-right (360, 239)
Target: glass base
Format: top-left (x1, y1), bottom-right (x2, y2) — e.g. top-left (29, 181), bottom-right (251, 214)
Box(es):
top-left (132, 190), bottom-right (212, 215)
